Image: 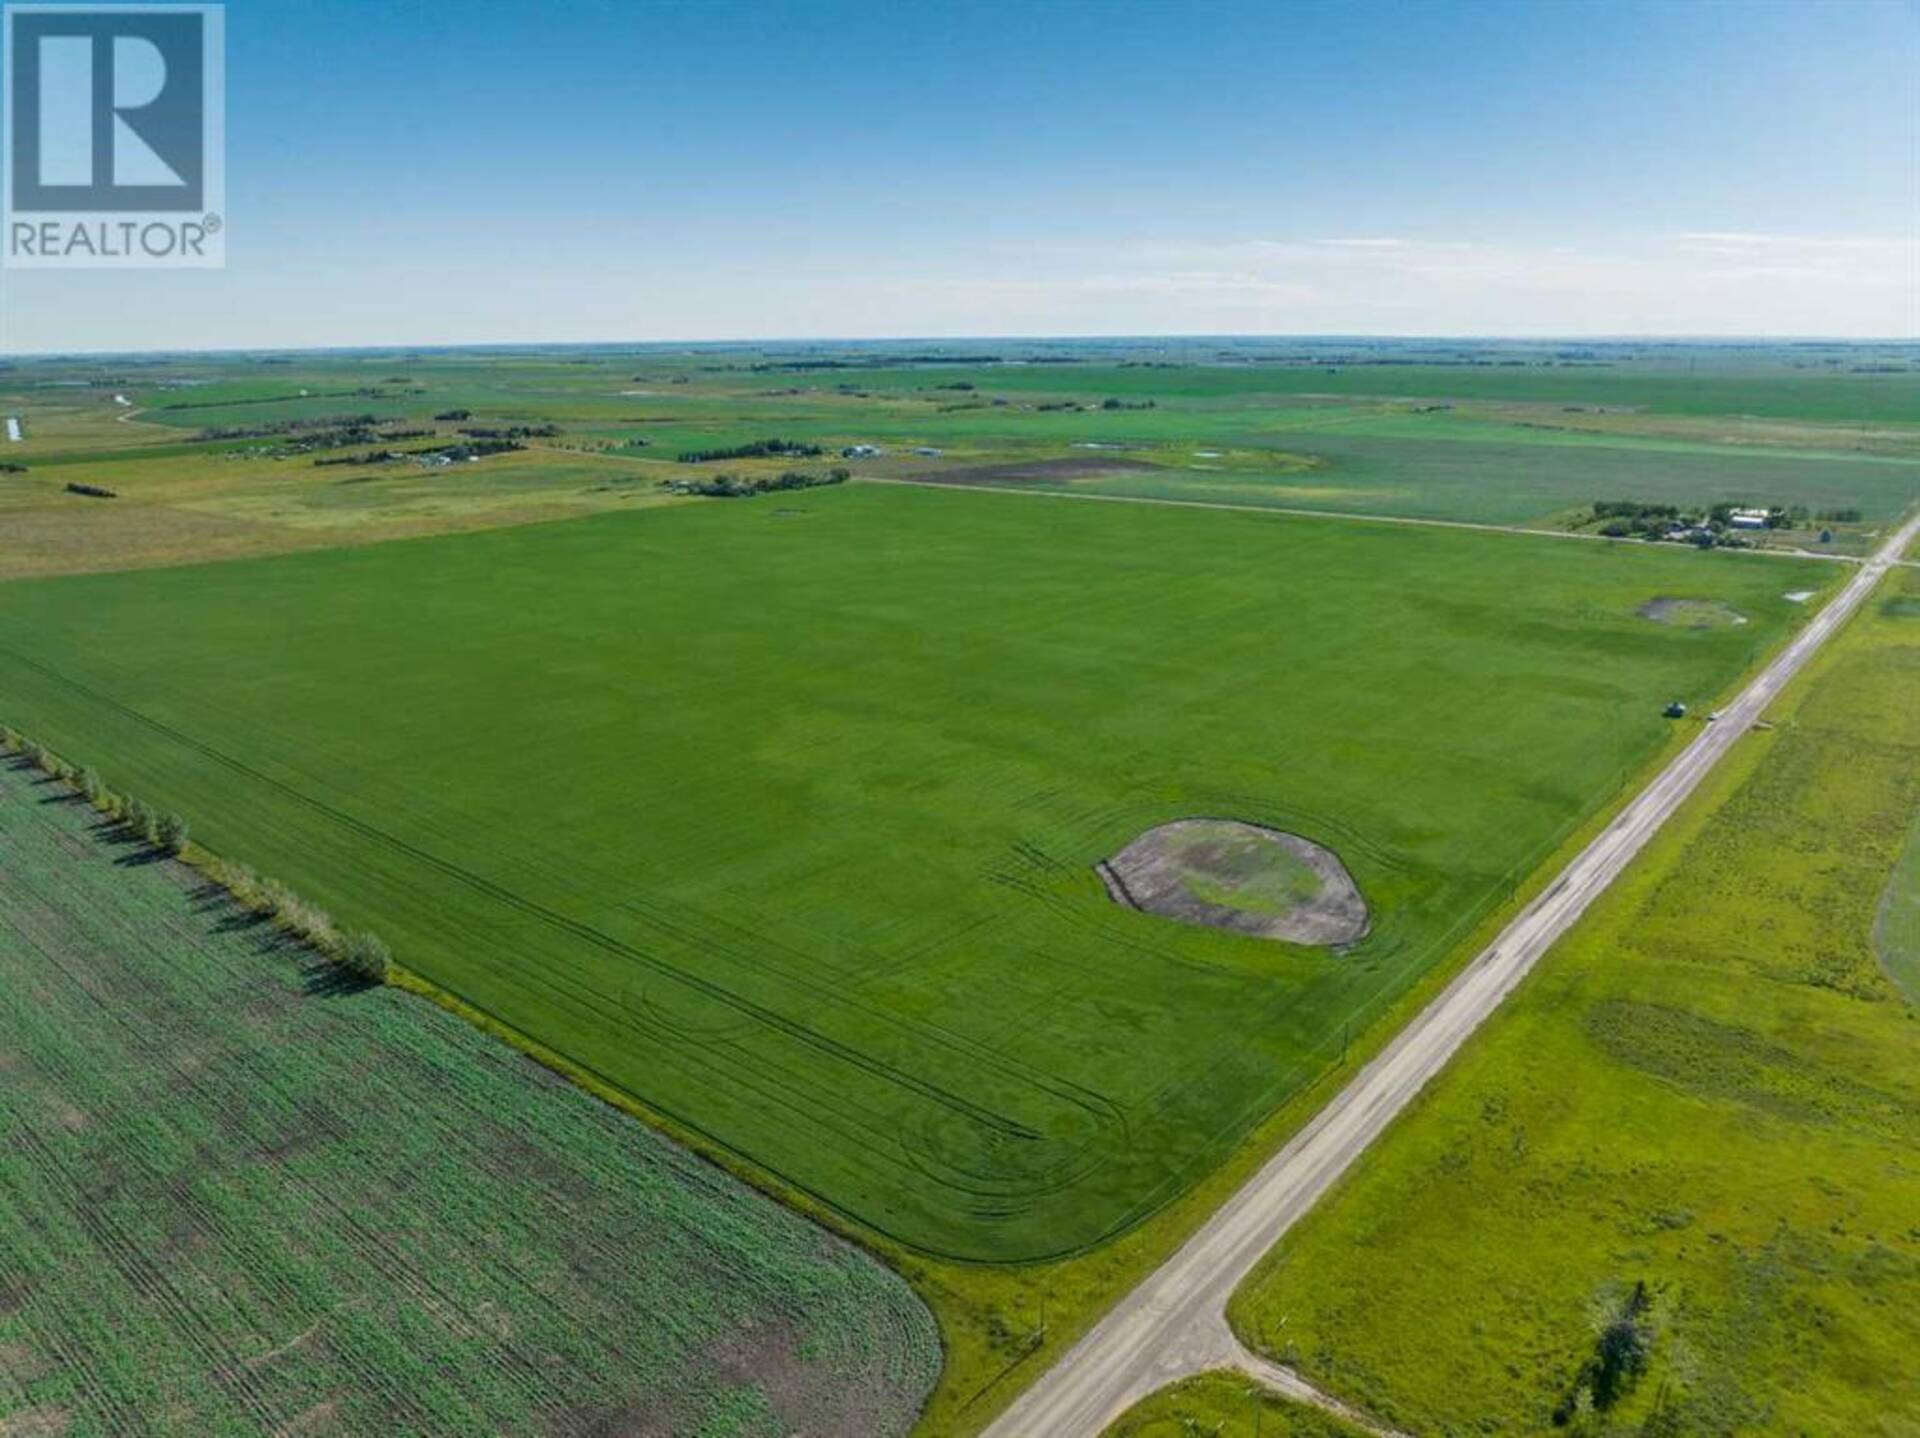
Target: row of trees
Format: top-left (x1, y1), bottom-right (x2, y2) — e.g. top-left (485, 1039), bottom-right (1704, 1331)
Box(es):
top-left (429, 439), bottom-right (522, 461)
top-left (1591, 499), bottom-right (1678, 521)
top-left (208, 853), bottom-right (389, 982)
top-left (676, 437), bottom-right (824, 464)
top-left (313, 438), bottom-right (524, 469)
top-left (664, 467), bottom-right (850, 498)
top-left (4, 729), bottom-right (189, 854)
top-left (0, 726), bottom-right (389, 985)
top-left (197, 413), bottom-right (380, 441)
top-left (457, 423), bottom-right (560, 440)
top-left (315, 449), bottom-right (408, 468)
top-left (202, 416), bottom-right (435, 458)
top-left (746, 354), bottom-right (1001, 372)
top-left (164, 386), bottom-right (409, 416)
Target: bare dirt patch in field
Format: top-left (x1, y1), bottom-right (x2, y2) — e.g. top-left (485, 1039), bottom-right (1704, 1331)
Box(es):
top-left (0, 1341), bottom-right (49, 1386)
top-left (1638, 596), bottom-right (1748, 629)
top-left (0, 1407), bottom-right (69, 1438)
top-left (1099, 819), bottom-right (1369, 946)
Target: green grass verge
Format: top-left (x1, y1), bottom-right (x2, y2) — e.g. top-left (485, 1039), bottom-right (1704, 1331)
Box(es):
top-left (1227, 564), bottom-right (1920, 1435)
top-left (1876, 812), bottom-right (1920, 1003)
top-left (1873, 597), bottom-right (1920, 1006)
top-left (1102, 1371), bottom-right (1371, 1437)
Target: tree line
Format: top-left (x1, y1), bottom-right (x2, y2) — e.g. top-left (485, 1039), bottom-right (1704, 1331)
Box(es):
top-left (676, 437), bottom-right (824, 464)
top-left (664, 467), bottom-right (850, 498)
top-left (457, 424), bottom-right (560, 440)
top-left (1589, 497), bottom-right (1860, 546)
top-left (0, 725), bottom-right (390, 984)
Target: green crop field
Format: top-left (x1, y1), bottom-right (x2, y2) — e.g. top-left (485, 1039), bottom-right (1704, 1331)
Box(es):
top-left (1228, 565), bottom-right (1920, 1435)
top-left (0, 756), bottom-right (938, 1437)
top-left (0, 480), bottom-right (1832, 1263)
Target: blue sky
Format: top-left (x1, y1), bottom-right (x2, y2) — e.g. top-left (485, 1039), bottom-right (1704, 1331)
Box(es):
top-left (3, 0), bottom-right (1915, 352)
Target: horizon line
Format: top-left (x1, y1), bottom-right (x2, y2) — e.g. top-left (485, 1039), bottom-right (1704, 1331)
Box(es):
top-left (5, 331), bottom-right (1918, 363)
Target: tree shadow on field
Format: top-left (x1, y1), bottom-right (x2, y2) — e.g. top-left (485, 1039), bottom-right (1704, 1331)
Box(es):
top-left (200, 902), bottom-right (276, 936)
top-left (7, 756), bottom-right (81, 806)
top-left (75, 811), bottom-right (166, 866)
top-left (210, 907), bottom-right (270, 934)
top-left (177, 880), bottom-right (372, 998)
top-left (299, 955), bottom-right (377, 999)
top-left (188, 880), bottom-right (229, 910)
top-left (86, 812), bottom-right (144, 846)
top-left (189, 881), bottom-right (273, 934)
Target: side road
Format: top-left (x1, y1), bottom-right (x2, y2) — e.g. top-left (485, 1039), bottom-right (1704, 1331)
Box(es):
top-left (859, 473), bottom-right (1866, 563)
top-left (985, 505), bottom-right (1920, 1438)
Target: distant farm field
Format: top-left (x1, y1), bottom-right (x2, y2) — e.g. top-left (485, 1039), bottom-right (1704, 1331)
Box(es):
top-left (0, 757), bottom-right (938, 1437)
top-left (839, 361), bottom-right (1920, 425)
top-left (0, 482), bottom-right (1832, 1260)
top-left (929, 423), bottom-right (1920, 527)
top-left (9, 346), bottom-right (1916, 584)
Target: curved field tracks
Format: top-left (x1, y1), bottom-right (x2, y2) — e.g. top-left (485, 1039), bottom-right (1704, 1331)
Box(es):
top-left (0, 482), bottom-right (1836, 1261)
